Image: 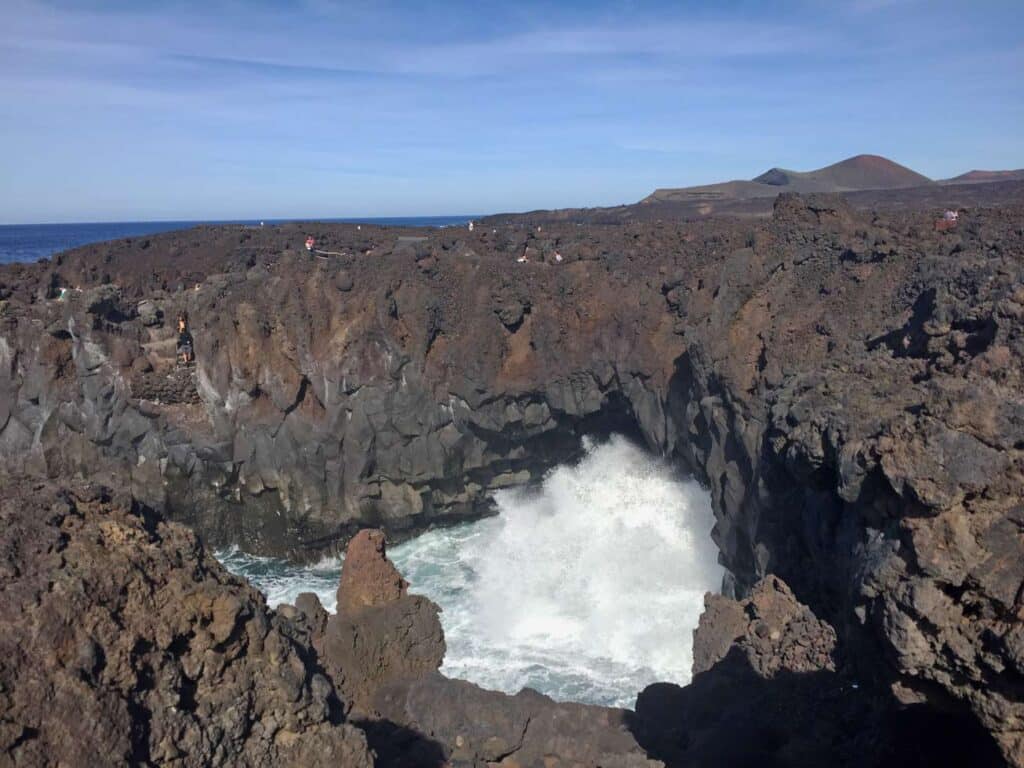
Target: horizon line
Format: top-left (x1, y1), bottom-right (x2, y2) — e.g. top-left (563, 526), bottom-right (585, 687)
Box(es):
top-left (0, 214), bottom-right (483, 228)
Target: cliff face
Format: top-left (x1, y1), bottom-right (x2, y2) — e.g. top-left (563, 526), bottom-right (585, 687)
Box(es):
top-left (1, 194), bottom-right (1023, 762)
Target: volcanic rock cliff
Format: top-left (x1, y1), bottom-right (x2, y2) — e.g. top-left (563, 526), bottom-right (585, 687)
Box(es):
top-left (1, 193), bottom-right (1023, 763)
top-left (0, 481), bottom-right (1003, 766)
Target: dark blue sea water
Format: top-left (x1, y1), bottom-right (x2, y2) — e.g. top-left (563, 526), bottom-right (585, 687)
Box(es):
top-left (0, 216), bottom-right (476, 265)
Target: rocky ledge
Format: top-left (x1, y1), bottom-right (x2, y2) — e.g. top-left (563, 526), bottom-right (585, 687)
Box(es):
top-left (1, 193), bottom-right (1023, 762)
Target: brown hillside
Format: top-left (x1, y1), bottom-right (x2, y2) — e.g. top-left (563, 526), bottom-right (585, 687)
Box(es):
top-left (755, 154), bottom-right (932, 191)
top-left (644, 153), bottom-right (932, 203)
top-left (941, 169), bottom-right (1024, 184)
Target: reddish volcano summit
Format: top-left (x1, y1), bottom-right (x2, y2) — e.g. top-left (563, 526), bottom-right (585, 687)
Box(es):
top-left (755, 154), bottom-right (932, 190)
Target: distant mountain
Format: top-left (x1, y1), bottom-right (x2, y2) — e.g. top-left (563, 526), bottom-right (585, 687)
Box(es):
top-left (483, 155), bottom-right (1024, 226)
top-left (939, 169), bottom-right (1024, 185)
top-left (754, 155), bottom-right (932, 191)
top-left (643, 154), bottom-right (933, 204)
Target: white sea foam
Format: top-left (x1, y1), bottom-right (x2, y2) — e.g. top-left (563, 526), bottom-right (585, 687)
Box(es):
top-left (218, 434), bottom-right (723, 708)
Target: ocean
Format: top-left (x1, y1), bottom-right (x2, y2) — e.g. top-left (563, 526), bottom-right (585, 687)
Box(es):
top-left (219, 435), bottom-right (723, 708)
top-left (0, 216), bottom-right (476, 265)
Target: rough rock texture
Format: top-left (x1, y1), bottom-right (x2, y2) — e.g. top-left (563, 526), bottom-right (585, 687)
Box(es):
top-left (0, 476), bottom-right (372, 768)
top-left (635, 575), bottom-right (1006, 767)
top-left (0, 480), bottom-right (655, 767)
top-left (315, 529), bottom-right (446, 714)
top-left (336, 529), bottom-right (409, 615)
top-left (0, 477), bottom-right (1011, 766)
top-left (2, 193), bottom-right (1024, 762)
top-left (373, 674), bottom-right (660, 768)
top-left (693, 575), bottom-right (837, 678)
top-left (316, 527), bottom-right (659, 767)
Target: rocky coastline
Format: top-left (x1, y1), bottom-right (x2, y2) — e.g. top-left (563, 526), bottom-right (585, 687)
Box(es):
top-left (1, 191), bottom-right (1022, 764)
top-left (1, 481), bottom-right (1006, 766)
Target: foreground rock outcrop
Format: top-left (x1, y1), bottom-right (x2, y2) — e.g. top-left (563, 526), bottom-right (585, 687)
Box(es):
top-left (308, 527), bottom-right (660, 766)
top-left (692, 575), bottom-right (837, 678)
top-left (3, 480), bottom-right (1006, 766)
top-left (0, 480), bottom-right (663, 766)
top-left (0, 476), bottom-right (373, 767)
top-left (636, 575), bottom-right (1005, 767)
top-left (317, 529), bottom-right (447, 714)
top-left (1, 192), bottom-right (1023, 762)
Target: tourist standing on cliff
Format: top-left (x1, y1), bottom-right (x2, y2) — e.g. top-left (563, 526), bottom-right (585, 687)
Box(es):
top-left (176, 313), bottom-right (194, 365)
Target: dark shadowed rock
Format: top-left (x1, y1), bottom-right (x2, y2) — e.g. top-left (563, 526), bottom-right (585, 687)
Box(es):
top-left (373, 673), bottom-right (660, 767)
top-left (335, 269), bottom-right (354, 292)
top-left (633, 576), bottom-right (1005, 768)
top-left (137, 298), bottom-right (163, 326)
top-left (493, 294), bottom-right (527, 330)
top-left (83, 284), bottom-right (129, 320)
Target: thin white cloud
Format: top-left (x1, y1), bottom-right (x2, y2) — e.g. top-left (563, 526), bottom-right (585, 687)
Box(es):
top-left (3, 0), bottom-right (830, 85)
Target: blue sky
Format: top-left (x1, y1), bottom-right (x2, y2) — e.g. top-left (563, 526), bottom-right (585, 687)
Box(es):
top-left (1, 0), bottom-right (1021, 223)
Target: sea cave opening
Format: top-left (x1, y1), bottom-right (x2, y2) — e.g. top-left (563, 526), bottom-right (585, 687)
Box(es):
top-left (219, 433), bottom-right (723, 708)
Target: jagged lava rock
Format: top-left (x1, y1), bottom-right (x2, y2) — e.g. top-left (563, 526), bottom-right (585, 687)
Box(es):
top-left (314, 527), bottom-right (660, 766)
top-left (0, 476), bottom-right (372, 768)
top-left (693, 574), bottom-right (837, 678)
top-left (315, 528), bottom-right (445, 715)
top-left (336, 528), bottom-right (409, 614)
top-left (633, 575), bottom-right (1005, 767)
top-left (1, 194), bottom-right (1023, 762)
top-left (372, 674), bottom-right (661, 767)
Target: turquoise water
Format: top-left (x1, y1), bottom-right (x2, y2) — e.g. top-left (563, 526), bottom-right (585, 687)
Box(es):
top-left (0, 216), bottom-right (476, 264)
top-left (219, 436), bottom-right (723, 708)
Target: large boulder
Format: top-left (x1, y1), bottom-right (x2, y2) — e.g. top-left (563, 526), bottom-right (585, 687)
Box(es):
top-left (693, 575), bottom-right (837, 677)
top-left (336, 529), bottom-right (409, 614)
top-left (316, 529), bottom-right (445, 714)
top-left (373, 674), bottom-right (660, 768)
